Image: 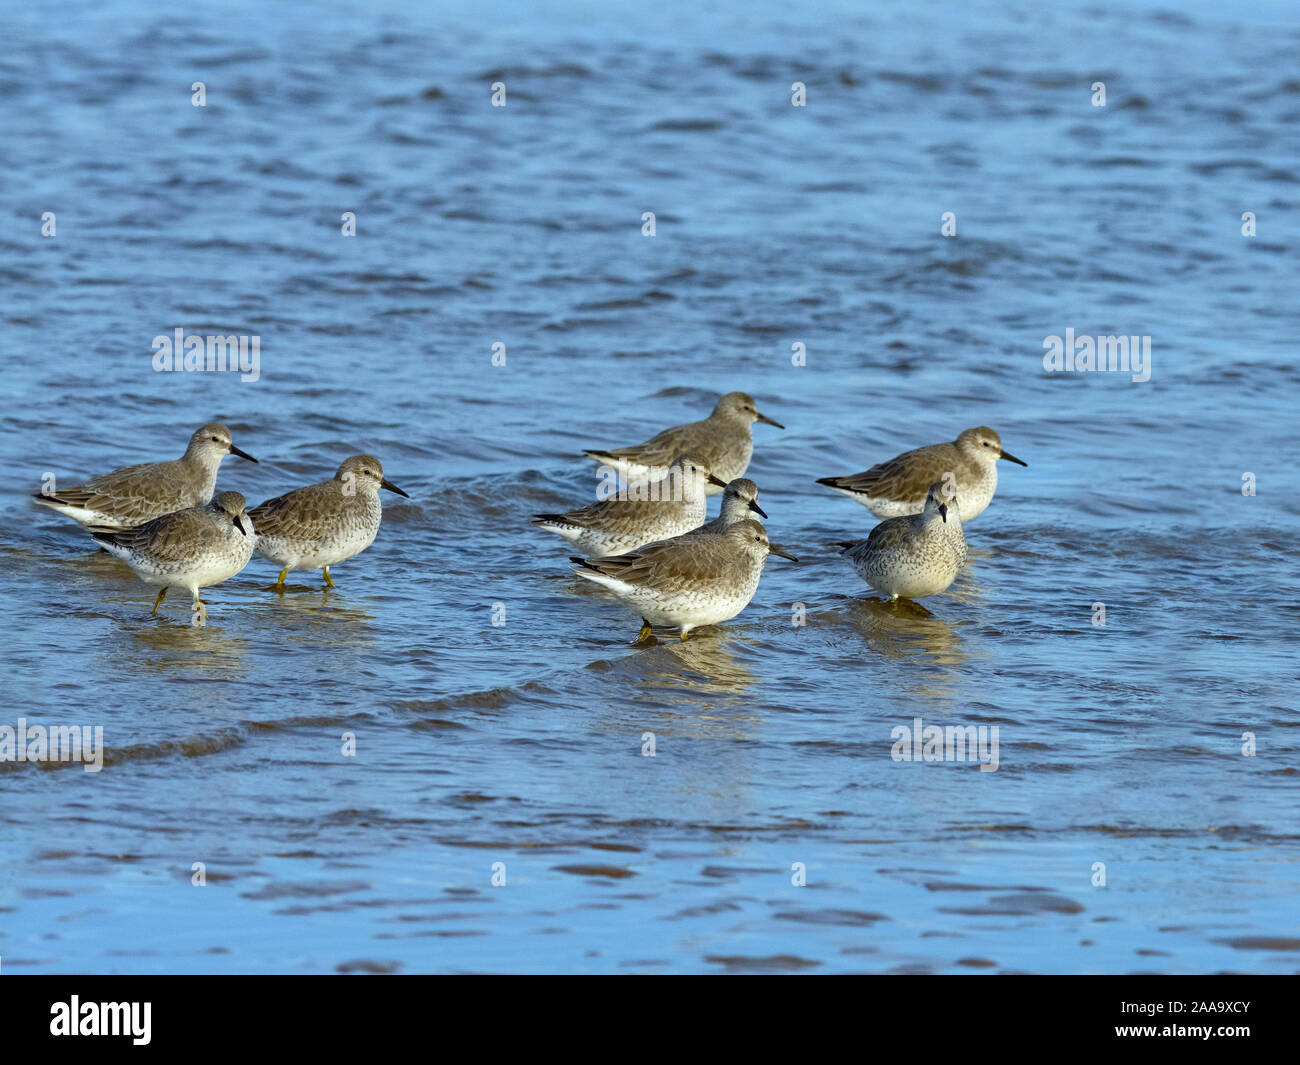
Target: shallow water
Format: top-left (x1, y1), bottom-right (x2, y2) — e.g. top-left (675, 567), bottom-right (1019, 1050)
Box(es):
top-left (2, 0), bottom-right (1298, 973)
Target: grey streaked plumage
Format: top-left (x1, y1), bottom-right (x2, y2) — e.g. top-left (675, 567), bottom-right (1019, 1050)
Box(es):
top-left (583, 391), bottom-right (783, 495)
top-left (534, 454), bottom-right (726, 557)
top-left (250, 454), bottom-right (409, 587)
top-left (92, 491), bottom-right (255, 617)
top-left (571, 518), bottom-right (798, 640)
top-left (694, 478), bottom-right (766, 535)
top-left (32, 422), bottom-right (258, 531)
top-left (817, 426), bottom-right (1026, 521)
top-left (836, 482), bottom-right (967, 600)
top-left (637, 477), bottom-right (767, 551)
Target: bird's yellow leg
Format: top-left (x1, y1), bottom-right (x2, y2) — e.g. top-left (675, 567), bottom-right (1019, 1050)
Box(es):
top-left (679, 627), bottom-right (690, 642)
top-left (322, 566), bottom-right (337, 589)
top-left (274, 567), bottom-right (289, 591)
top-left (151, 588), bottom-right (167, 616)
top-left (637, 618), bottom-right (653, 642)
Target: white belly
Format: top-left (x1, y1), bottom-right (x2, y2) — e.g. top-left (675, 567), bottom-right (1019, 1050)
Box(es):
top-left (853, 548), bottom-right (961, 599)
top-left (258, 525), bottom-right (379, 570)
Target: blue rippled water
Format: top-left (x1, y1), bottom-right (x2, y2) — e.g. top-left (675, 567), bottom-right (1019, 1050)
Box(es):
top-left (1, 0), bottom-right (1298, 973)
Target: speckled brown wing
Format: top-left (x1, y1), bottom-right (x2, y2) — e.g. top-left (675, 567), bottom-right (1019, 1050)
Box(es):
top-left (863, 517), bottom-right (912, 554)
top-left (553, 495), bottom-right (682, 536)
top-left (46, 459), bottom-right (192, 517)
top-left (821, 442), bottom-right (962, 502)
top-left (823, 449), bottom-right (918, 497)
top-left (584, 417), bottom-right (711, 468)
top-left (93, 507), bottom-right (214, 561)
top-left (249, 480), bottom-right (341, 542)
top-left (842, 517), bottom-right (911, 562)
top-left (574, 534), bottom-right (743, 588)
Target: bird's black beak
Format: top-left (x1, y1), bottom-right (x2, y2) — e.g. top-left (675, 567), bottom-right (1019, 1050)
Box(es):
top-left (381, 478), bottom-right (410, 498)
top-left (938, 503), bottom-right (948, 524)
top-left (707, 473), bottom-right (728, 488)
top-left (233, 515), bottom-right (246, 535)
top-left (755, 411), bottom-right (784, 429)
top-left (768, 544), bottom-right (798, 562)
top-left (999, 449), bottom-right (1027, 467)
top-left (749, 500), bottom-right (768, 518)
top-left (229, 443), bottom-right (258, 463)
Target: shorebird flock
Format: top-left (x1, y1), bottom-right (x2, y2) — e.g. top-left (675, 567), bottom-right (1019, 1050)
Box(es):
top-left (33, 424), bottom-right (408, 622)
top-left (33, 393), bottom-right (1026, 638)
top-left (535, 391), bottom-right (1027, 641)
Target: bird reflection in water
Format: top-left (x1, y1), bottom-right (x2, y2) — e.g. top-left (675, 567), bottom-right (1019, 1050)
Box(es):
top-left (650, 630), bottom-right (757, 698)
